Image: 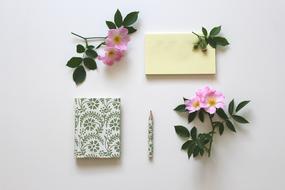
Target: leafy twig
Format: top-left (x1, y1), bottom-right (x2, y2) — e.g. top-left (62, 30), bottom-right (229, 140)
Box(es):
top-left (193, 26), bottom-right (229, 52)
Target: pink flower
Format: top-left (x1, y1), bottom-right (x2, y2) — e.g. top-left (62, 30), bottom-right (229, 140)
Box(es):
top-left (184, 86), bottom-right (225, 114)
top-left (185, 96), bottom-right (204, 113)
top-left (98, 47), bottom-right (124, 66)
top-left (106, 27), bottom-right (130, 51)
top-left (195, 87), bottom-right (208, 103)
top-left (202, 86), bottom-right (225, 114)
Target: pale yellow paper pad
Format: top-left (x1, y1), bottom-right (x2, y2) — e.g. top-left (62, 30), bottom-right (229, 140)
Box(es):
top-left (144, 33), bottom-right (216, 75)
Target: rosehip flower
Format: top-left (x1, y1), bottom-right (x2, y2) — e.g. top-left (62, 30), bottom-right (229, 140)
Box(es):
top-left (202, 86), bottom-right (225, 114)
top-left (106, 27), bottom-right (130, 51)
top-left (185, 96), bottom-right (203, 113)
top-left (98, 47), bottom-right (124, 66)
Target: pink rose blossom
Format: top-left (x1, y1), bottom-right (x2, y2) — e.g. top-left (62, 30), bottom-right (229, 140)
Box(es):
top-left (106, 27), bottom-right (130, 51)
top-left (98, 47), bottom-right (124, 66)
top-left (202, 86), bottom-right (225, 114)
top-left (184, 86), bottom-right (225, 114)
top-left (185, 96), bottom-right (204, 113)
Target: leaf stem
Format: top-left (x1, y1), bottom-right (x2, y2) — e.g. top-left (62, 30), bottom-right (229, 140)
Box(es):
top-left (192, 32), bottom-right (200, 37)
top-left (85, 36), bottom-right (106, 40)
top-left (208, 114), bottom-right (215, 157)
top-left (71, 32), bottom-right (86, 39)
top-left (71, 32), bottom-right (106, 47)
top-left (71, 32), bottom-right (106, 40)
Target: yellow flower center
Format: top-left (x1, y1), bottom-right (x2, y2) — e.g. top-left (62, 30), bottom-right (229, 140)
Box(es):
top-left (207, 97), bottom-right (217, 107)
top-left (192, 101), bottom-right (200, 108)
top-left (113, 36), bottom-right (121, 44)
top-left (108, 50), bottom-right (115, 57)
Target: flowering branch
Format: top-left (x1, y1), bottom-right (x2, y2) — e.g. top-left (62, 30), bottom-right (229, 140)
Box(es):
top-left (66, 9), bottom-right (139, 85)
top-left (174, 86), bottom-right (251, 159)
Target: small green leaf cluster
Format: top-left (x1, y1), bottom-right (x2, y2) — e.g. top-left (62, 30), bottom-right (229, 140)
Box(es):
top-left (66, 45), bottom-right (98, 85)
top-left (175, 126), bottom-right (212, 158)
top-left (174, 99), bottom-right (250, 159)
top-left (106, 9), bottom-right (139, 34)
top-left (193, 26), bottom-right (229, 52)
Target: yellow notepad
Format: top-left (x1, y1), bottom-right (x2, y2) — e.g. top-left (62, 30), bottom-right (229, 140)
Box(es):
top-left (145, 33), bottom-right (216, 75)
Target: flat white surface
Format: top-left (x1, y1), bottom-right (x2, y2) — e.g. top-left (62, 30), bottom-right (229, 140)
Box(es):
top-left (0, 0), bottom-right (284, 189)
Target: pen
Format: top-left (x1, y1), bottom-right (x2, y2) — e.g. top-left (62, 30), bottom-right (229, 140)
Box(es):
top-left (148, 110), bottom-right (153, 158)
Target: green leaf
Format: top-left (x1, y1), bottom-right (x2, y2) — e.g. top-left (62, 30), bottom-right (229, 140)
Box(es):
top-left (181, 140), bottom-right (191, 150)
top-left (218, 123), bottom-right (224, 135)
top-left (209, 26), bottom-right (221, 36)
top-left (174, 104), bottom-right (186, 112)
top-left (207, 37), bottom-right (217, 48)
top-left (198, 110), bottom-right (204, 122)
top-left (73, 66), bottom-right (86, 85)
top-left (202, 27), bottom-right (208, 37)
top-left (196, 138), bottom-right (204, 149)
top-left (228, 99), bottom-right (235, 115)
top-left (87, 45), bottom-right (95, 49)
top-left (226, 120), bottom-right (236, 132)
top-left (190, 127), bottom-right (197, 140)
top-left (213, 36), bottom-right (229, 46)
top-left (188, 111), bottom-right (197, 123)
top-left (83, 58), bottom-right (97, 70)
top-left (96, 42), bottom-right (106, 49)
top-left (216, 108), bottom-right (229, 119)
top-left (66, 57), bottom-right (82, 68)
top-left (213, 121), bottom-right (224, 135)
top-left (106, 21), bottom-right (116, 29)
top-left (85, 49), bottom-right (98, 58)
top-left (126, 26), bottom-right (137, 34)
top-left (123, 11), bottom-right (139, 26)
top-left (114, 9), bottom-right (123, 27)
top-left (232, 115), bottom-right (249, 123)
top-left (76, 44), bottom-right (85, 53)
top-left (174, 125), bottom-right (190, 138)
top-left (236, 101), bottom-right (250, 112)
top-left (187, 142), bottom-right (196, 158)
top-left (193, 146), bottom-right (200, 157)
top-left (199, 148), bottom-right (204, 156)
top-left (199, 133), bottom-right (211, 144)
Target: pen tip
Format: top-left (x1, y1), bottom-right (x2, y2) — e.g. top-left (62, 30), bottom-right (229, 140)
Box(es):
top-left (150, 110), bottom-right (153, 119)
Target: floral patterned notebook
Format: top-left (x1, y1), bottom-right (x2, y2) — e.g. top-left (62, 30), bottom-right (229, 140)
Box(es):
top-left (74, 98), bottom-right (121, 158)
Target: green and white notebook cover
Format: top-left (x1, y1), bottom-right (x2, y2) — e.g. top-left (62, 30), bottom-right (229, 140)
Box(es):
top-left (74, 98), bottom-right (121, 158)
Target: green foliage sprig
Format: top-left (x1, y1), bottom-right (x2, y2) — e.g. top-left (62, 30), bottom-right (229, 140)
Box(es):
top-left (193, 26), bottom-right (229, 52)
top-left (174, 99), bottom-right (250, 159)
top-left (67, 34), bottom-right (102, 85)
top-left (106, 9), bottom-right (139, 33)
top-left (66, 9), bottom-right (139, 85)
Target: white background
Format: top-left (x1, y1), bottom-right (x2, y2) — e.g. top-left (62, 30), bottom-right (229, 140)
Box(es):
top-left (0, 0), bottom-right (284, 189)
